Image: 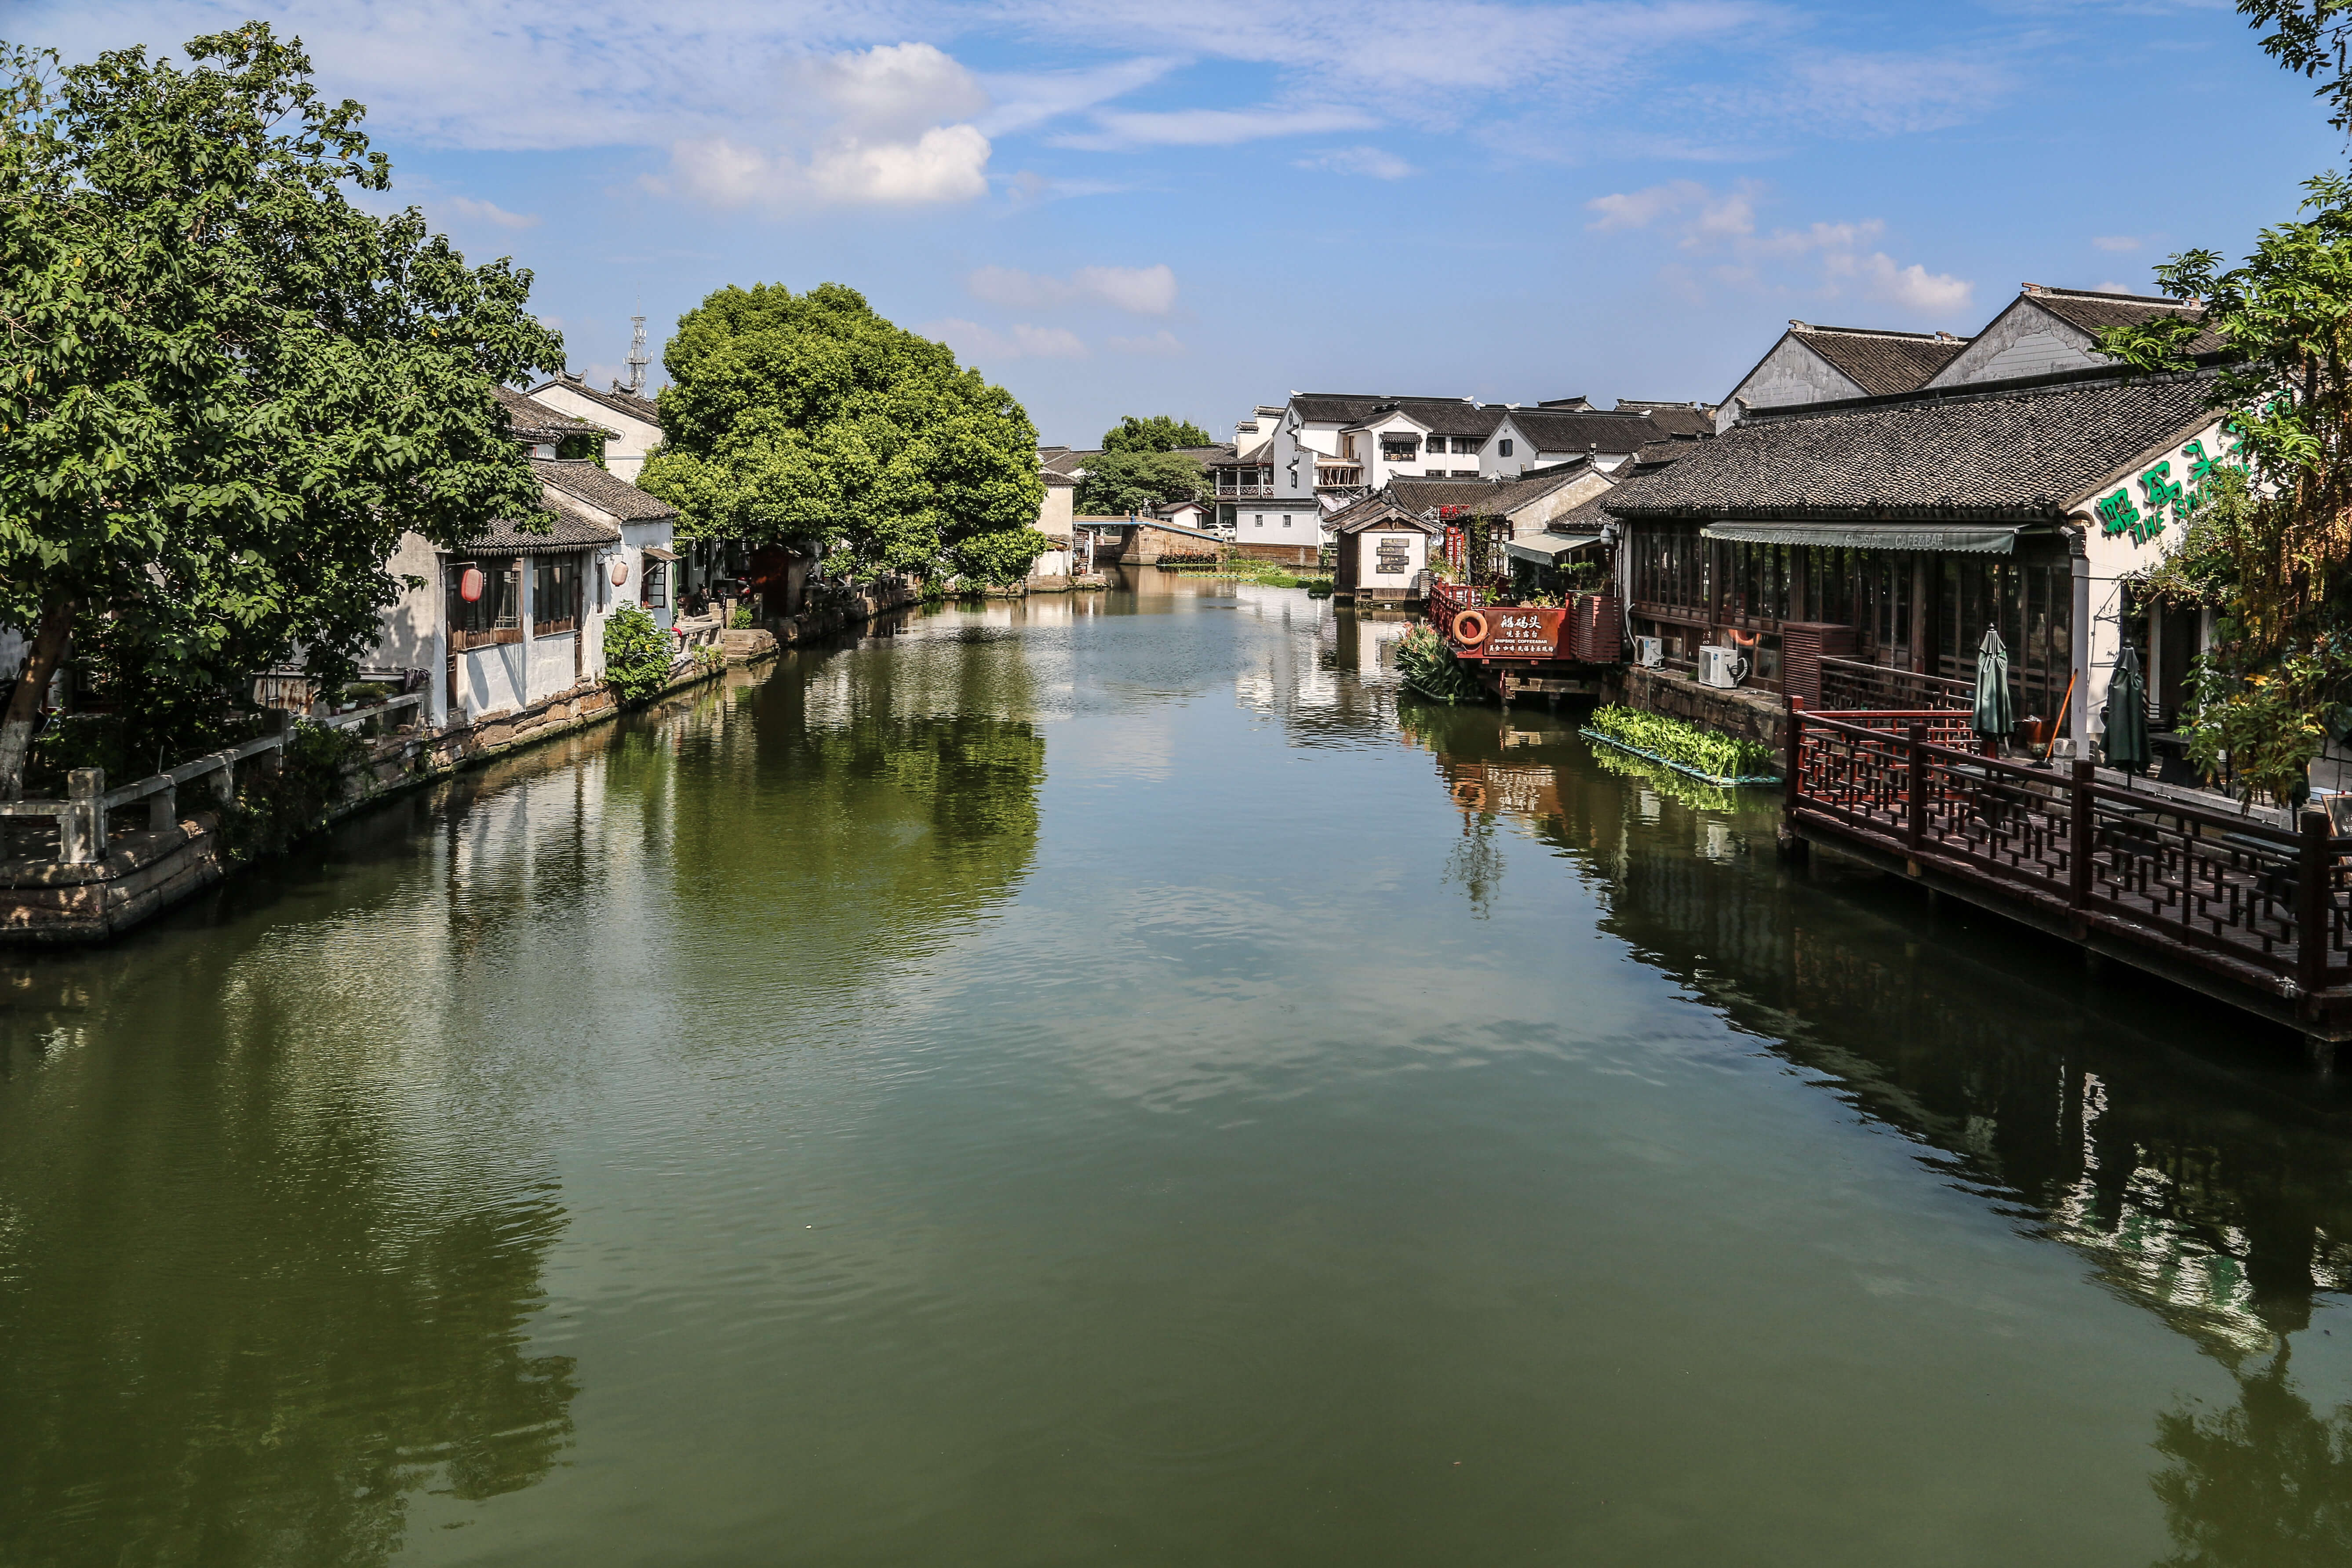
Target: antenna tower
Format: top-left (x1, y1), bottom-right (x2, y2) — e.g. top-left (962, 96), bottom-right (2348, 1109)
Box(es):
top-left (624, 313), bottom-right (649, 395)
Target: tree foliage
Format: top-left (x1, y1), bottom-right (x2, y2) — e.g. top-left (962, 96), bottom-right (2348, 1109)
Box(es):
top-left (0, 24), bottom-right (563, 796)
top-left (2240, 0), bottom-right (2352, 135)
top-left (2091, 3), bottom-right (2352, 804)
top-left (1098, 413), bottom-right (1213, 454)
top-left (1073, 450), bottom-right (1206, 517)
top-left (639, 282), bottom-right (1048, 587)
top-left (2101, 171), bottom-right (2352, 803)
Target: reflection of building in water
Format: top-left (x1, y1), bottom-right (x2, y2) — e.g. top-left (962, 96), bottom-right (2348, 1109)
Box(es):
top-left (1407, 713), bottom-right (2352, 1368)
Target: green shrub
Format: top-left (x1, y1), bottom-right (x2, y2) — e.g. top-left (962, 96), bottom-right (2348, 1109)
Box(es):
top-left (1395, 624), bottom-right (1483, 704)
top-left (603, 605), bottom-right (672, 705)
top-left (692, 643), bottom-right (726, 675)
top-left (218, 720), bottom-right (370, 862)
top-left (728, 603), bottom-right (755, 629)
top-left (1588, 705), bottom-right (1777, 780)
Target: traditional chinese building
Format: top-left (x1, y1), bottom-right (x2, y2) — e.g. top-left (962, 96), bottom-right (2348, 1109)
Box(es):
top-left (1604, 360), bottom-right (2231, 761)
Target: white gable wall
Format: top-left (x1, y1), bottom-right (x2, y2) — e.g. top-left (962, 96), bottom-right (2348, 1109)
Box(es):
top-left (1927, 300), bottom-right (2101, 388)
top-left (1718, 336), bottom-right (1867, 431)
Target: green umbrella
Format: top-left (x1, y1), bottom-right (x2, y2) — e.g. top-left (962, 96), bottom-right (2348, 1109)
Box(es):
top-left (2106, 644), bottom-right (2150, 776)
top-left (1973, 626), bottom-right (2014, 743)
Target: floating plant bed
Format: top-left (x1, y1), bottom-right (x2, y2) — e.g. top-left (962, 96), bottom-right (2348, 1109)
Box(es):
top-left (1577, 728), bottom-right (1780, 788)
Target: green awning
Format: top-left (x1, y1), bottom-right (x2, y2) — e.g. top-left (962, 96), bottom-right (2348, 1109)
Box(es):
top-left (1506, 534), bottom-right (1605, 566)
top-left (1700, 521), bottom-right (2026, 554)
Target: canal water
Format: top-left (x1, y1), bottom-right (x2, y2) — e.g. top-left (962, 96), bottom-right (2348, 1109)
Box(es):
top-left (5, 576), bottom-right (2352, 1566)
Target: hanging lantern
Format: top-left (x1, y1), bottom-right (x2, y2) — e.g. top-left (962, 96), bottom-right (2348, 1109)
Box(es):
top-left (459, 566), bottom-right (485, 603)
top-left (610, 558), bottom-right (630, 587)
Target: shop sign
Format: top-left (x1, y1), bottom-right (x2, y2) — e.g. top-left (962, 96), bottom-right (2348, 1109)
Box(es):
top-left (1375, 538), bottom-right (1413, 574)
top-left (2094, 426), bottom-right (2243, 548)
top-left (1483, 607), bottom-right (1568, 658)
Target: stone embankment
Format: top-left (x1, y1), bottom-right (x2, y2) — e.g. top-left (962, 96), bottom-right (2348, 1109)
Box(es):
top-left (0, 581), bottom-right (927, 945)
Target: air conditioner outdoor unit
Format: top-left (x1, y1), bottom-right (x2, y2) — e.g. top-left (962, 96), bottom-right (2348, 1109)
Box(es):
top-left (1635, 636), bottom-right (1665, 669)
top-left (1699, 644), bottom-right (1747, 689)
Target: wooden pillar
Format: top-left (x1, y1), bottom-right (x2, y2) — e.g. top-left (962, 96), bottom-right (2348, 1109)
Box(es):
top-left (1910, 554), bottom-right (1932, 674)
top-left (2299, 806), bottom-right (2332, 999)
top-left (1906, 722), bottom-right (1928, 859)
top-left (2068, 759), bottom-right (2094, 908)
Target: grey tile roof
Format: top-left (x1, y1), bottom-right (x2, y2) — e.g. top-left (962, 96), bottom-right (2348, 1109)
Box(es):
top-left (1173, 444), bottom-right (1238, 462)
top-left (1384, 477), bottom-right (1508, 514)
top-left (1291, 393), bottom-right (1502, 438)
top-left (1604, 369), bottom-right (2218, 520)
top-left (531, 375), bottom-right (663, 429)
top-left (1788, 327), bottom-right (1970, 396)
top-left (2022, 285), bottom-right (2225, 355)
top-left (1504, 408), bottom-right (1667, 455)
top-left (495, 384), bottom-right (610, 442)
top-left (1038, 447), bottom-right (1097, 476)
top-left (450, 495), bottom-right (621, 554)
top-left (535, 458), bottom-right (678, 523)
top-left (1621, 403), bottom-right (1715, 438)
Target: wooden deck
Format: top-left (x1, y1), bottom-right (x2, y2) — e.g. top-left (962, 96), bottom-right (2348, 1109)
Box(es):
top-left (1784, 706), bottom-right (2352, 1041)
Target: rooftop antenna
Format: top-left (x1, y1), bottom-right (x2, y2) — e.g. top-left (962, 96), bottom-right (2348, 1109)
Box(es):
top-left (623, 306), bottom-right (649, 395)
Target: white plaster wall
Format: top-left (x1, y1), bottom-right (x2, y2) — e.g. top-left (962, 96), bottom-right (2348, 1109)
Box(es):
top-left (1037, 482), bottom-right (1075, 542)
top-left (1353, 527), bottom-right (1428, 585)
top-left (1482, 415), bottom-right (1533, 477)
top-left (1929, 302), bottom-right (2098, 387)
top-left (457, 643), bottom-right (527, 718)
top-left (371, 531), bottom-right (443, 672)
top-left (1719, 337), bottom-right (1865, 429)
top-left (528, 632), bottom-right (579, 699)
top-left (1235, 504), bottom-right (1314, 548)
top-left (1505, 469), bottom-right (1613, 531)
top-left (530, 382), bottom-right (663, 481)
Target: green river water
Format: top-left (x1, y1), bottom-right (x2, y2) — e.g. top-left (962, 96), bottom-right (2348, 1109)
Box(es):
top-left (5, 575), bottom-right (2352, 1566)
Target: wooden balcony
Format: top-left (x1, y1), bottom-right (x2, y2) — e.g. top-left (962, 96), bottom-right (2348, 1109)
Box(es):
top-left (1785, 706), bottom-right (2352, 1042)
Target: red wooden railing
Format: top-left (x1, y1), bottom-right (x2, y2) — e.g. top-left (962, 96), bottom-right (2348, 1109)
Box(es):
top-left (1787, 705), bottom-right (2352, 999)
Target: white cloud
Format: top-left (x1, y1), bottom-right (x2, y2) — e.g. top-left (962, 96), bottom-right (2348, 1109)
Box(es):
top-left (1294, 145), bottom-right (1415, 178)
top-left (1107, 330), bottom-right (1185, 356)
top-left (1835, 252), bottom-right (1974, 313)
top-left (967, 263), bottom-right (1178, 314)
top-left (1055, 104), bottom-right (1378, 150)
top-left (979, 58), bottom-right (1184, 135)
top-left (443, 194), bottom-right (541, 229)
top-left (2092, 235), bottom-right (2143, 252)
top-left (1587, 178), bottom-right (1971, 319)
top-left (925, 319), bottom-right (1089, 360)
top-left (656, 43), bottom-right (993, 210)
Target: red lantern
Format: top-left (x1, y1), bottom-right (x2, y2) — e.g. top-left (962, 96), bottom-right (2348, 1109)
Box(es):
top-left (459, 567), bottom-right (485, 603)
top-left (610, 559), bottom-right (630, 587)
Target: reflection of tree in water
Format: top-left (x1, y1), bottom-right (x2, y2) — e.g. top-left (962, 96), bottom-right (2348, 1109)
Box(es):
top-left (2150, 1346), bottom-right (2352, 1568)
top-left (1407, 713), bottom-right (2352, 1564)
top-left (1442, 806), bottom-right (1505, 919)
top-left (0, 970), bottom-right (575, 1565)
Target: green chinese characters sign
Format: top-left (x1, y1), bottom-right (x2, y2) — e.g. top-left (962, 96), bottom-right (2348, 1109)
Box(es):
top-left (2094, 430), bottom-right (2241, 548)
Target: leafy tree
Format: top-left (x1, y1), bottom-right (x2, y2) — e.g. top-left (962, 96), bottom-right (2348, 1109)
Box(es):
top-left (0, 25), bottom-right (563, 798)
top-left (2096, 3), bottom-right (2352, 803)
top-left (1073, 450), bottom-right (1206, 517)
top-left (639, 283), bottom-right (1047, 589)
top-left (1098, 413), bottom-right (1214, 454)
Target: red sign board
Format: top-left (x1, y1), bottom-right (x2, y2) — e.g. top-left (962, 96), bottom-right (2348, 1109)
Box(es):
top-left (1478, 607), bottom-right (1569, 659)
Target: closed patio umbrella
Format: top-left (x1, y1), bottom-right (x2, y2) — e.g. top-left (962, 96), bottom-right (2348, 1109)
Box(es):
top-left (1973, 626), bottom-right (2013, 746)
top-left (2106, 644), bottom-right (2150, 777)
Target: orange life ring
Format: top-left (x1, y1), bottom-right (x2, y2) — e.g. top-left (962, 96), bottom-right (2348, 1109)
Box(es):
top-left (1453, 608), bottom-right (1490, 646)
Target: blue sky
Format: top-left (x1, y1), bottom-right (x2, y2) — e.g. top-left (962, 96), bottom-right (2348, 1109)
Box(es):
top-left (12, 0), bottom-right (2345, 446)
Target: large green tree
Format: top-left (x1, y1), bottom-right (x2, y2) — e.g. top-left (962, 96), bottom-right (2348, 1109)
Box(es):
top-left (1073, 450), bottom-right (1207, 517)
top-left (1098, 413), bottom-right (1214, 454)
top-left (2097, 1), bottom-right (2352, 802)
top-left (640, 283), bottom-right (1048, 587)
top-left (0, 25), bottom-right (563, 798)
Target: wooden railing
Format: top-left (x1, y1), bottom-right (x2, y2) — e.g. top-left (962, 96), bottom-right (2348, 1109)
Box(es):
top-left (1, 694), bottom-right (422, 865)
top-left (1787, 706), bottom-right (2352, 998)
top-left (1819, 656), bottom-right (1973, 712)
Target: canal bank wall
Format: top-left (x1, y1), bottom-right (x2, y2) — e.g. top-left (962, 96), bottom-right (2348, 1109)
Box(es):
top-left (1602, 665), bottom-right (1789, 751)
top-left (0, 584), bottom-right (927, 945)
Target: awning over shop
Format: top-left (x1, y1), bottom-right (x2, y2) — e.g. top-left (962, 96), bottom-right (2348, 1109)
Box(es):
top-left (1699, 521), bottom-right (2029, 554)
top-left (642, 546), bottom-right (679, 561)
top-left (1506, 534), bottom-right (1606, 566)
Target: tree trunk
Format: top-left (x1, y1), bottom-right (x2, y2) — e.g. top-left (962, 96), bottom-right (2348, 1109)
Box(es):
top-left (0, 599), bottom-right (74, 802)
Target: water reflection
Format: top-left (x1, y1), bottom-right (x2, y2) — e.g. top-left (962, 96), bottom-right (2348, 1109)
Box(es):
top-left (1401, 695), bottom-right (2352, 1564)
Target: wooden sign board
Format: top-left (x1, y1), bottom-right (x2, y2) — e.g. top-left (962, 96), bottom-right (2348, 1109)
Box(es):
top-left (1479, 607), bottom-right (1569, 659)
